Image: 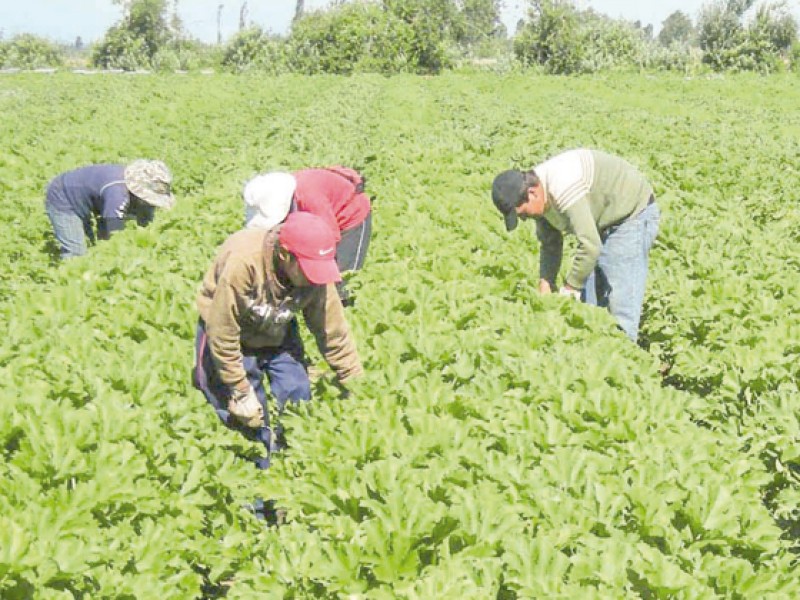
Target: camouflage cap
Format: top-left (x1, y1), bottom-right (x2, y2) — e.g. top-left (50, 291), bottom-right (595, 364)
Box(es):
top-left (124, 159), bottom-right (175, 209)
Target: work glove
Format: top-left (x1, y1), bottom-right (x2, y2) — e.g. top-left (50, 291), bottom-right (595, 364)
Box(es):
top-left (559, 286), bottom-right (581, 301)
top-left (228, 386), bottom-right (264, 429)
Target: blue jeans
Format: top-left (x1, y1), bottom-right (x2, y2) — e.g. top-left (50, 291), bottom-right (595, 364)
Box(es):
top-left (582, 202), bottom-right (660, 342)
top-left (192, 319), bottom-right (310, 469)
top-left (45, 205), bottom-right (93, 259)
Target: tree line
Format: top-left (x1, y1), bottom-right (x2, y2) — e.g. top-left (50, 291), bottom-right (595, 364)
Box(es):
top-left (1, 0), bottom-right (798, 74)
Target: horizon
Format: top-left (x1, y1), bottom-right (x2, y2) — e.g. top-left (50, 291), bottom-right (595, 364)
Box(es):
top-left (0, 0), bottom-right (745, 46)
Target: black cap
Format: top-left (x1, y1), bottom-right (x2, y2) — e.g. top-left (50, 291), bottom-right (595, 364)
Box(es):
top-left (491, 170), bottom-right (526, 231)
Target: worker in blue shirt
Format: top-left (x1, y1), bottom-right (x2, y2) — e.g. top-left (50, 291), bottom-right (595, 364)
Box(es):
top-left (45, 159), bottom-right (175, 259)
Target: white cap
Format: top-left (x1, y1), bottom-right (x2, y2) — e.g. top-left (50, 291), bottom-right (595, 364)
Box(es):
top-left (243, 172), bottom-right (297, 229)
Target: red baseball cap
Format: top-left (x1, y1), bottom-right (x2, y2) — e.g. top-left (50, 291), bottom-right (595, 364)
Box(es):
top-left (278, 212), bottom-right (341, 285)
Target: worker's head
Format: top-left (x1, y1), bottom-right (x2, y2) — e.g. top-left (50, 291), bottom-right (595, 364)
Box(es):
top-left (243, 172), bottom-right (297, 230)
top-left (125, 160), bottom-right (175, 209)
top-left (277, 212), bottom-right (341, 287)
top-left (491, 169), bottom-right (544, 231)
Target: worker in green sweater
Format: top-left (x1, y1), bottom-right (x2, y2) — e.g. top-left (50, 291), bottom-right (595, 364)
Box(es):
top-left (491, 148), bottom-right (660, 342)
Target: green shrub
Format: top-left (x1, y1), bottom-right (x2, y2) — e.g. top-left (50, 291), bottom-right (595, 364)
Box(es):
top-left (2, 34), bottom-right (63, 69)
top-left (513, 1), bottom-right (585, 73)
top-left (381, 0), bottom-right (461, 73)
top-left (92, 0), bottom-right (176, 70)
top-left (643, 42), bottom-right (705, 74)
top-left (513, 1), bottom-right (653, 74)
top-left (221, 28), bottom-right (289, 74)
top-left (698, 0), bottom-right (798, 73)
top-left (789, 41), bottom-right (800, 71)
top-left (92, 25), bottom-right (151, 70)
top-left (289, 3), bottom-right (406, 74)
top-left (581, 18), bottom-right (649, 71)
top-left (288, 1), bottom-right (455, 74)
top-left (152, 39), bottom-right (217, 72)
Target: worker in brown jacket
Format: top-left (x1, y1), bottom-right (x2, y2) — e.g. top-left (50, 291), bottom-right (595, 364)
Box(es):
top-left (193, 211), bottom-right (363, 469)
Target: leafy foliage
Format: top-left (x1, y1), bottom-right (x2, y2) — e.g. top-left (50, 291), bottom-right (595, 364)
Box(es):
top-left (289, 2), bottom-right (421, 74)
top-left (92, 0), bottom-right (184, 70)
top-left (698, 0), bottom-right (798, 72)
top-left (513, 1), bottom-right (654, 73)
top-left (0, 35), bottom-right (64, 69)
top-left (227, 0), bottom-right (502, 74)
top-left (221, 27), bottom-right (288, 74)
top-left (658, 10), bottom-right (696, 46)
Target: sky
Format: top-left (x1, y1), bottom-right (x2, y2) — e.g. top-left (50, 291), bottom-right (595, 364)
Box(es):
top-left (0, 0), bottom-right (796, 45)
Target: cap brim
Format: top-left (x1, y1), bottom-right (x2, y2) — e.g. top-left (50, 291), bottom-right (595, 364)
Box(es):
top-left (297, 256), bottom-right (341, 285)
top-left (138, 191), bottom-right (175, 210)
top-left (125, 175), bottom-right (175, 210)
top-left (245, 206), bottom-right (284, 230)
top-left (504, 210), bottom-right (518, 232)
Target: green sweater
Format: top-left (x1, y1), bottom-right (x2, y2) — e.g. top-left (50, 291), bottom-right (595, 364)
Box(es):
top-left (535, 149), bottom-right (653, 289)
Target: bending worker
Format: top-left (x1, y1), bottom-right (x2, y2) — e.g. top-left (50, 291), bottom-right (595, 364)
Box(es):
top-left (491, 148), bottom-right (660, 342)
top-left (45, 160), bottom-right (175, 259)
top-left (193, 211), bottom-right (363, 469)
top-left (242, 166), bottom-right (372, 306)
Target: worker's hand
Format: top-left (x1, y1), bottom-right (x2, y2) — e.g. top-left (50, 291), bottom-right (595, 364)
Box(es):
top-left (559, 285), bottom-right (581, 301)
top-left (228, 386), bottom-right (264, 429)
top-left (334, 371), bottom-right (363, 399)
top-left (538, 279), bottom-right (553, 294)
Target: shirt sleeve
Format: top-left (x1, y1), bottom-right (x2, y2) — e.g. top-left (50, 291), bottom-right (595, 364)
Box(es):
top-left (563, 198), bottom-right (602, 289)
top-left (205, 261), bottom-right (252, 393)
top-left (100, 184), bottom-right (131, 221)
top-left (537, 218), bottom-right (563, 286)
top-left (97, 217), bottom-right (125, 240)
top-left (302, 284), bottom-right (363, 382)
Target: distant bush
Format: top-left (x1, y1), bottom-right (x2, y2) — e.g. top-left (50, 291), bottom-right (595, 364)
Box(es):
top-left (513, 0), bottom-right (585, 73)
top-left (0, 34), bottom-right (64, 69)
top-left (221, 0), bottom-right (499, 74)
top-left (658, 10), bottom-right (696, 46)
top-left (152, 39), bottom-right (218, 72)
top-left (581, 18), bottom-right (650, 71)
top-left (288, 2), bottom-right (426, 74)
top-left (92, 26), bottom-right (151, 70)
top-left (513, 1), bottom-right (655, 74)
top-left (380, 0), bottom-right (463, 73)
top-left (221, 28), bottom-right (289, 74)
top-left (699, 0), bottom-right (798, 73)
top-left (790, 41), bottom-right (800, 71)
top-left (643, 42), bottom-right (705, 73)
top-left (92, 0), bottom-right (199, 71)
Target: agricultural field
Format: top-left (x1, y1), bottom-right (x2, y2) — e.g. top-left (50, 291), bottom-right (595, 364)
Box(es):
top-left (0, 71), bottom-right (798, 598)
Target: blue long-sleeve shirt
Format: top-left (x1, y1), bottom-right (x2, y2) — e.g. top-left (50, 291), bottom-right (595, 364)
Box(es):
top-left (46, 164), bottom-right (154, 236)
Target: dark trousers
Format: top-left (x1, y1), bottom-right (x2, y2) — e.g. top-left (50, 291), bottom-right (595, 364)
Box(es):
top-left (192, 319), bottom-right (310, 469)
top-left (336, 211), bottom-right (372, 304)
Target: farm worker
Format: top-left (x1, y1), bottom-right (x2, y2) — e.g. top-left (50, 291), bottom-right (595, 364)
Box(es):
top-left (491, 148), bottom-right (660, 342)
top-left (242, 166), bottom-right (372, 306)
top-left (193, 211), bottom-right (363, 470)
top-left (44, 160), bottom-right (175, 259)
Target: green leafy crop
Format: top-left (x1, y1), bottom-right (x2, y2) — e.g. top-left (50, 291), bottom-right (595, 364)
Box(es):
top-left (0, 71), bottom-right (797, 597)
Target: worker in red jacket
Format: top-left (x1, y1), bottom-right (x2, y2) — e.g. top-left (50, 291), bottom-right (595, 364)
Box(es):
top-left (243, 167), bottom-right (372, 306)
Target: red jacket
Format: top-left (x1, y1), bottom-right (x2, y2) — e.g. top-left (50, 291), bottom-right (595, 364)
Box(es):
top-left (293, 168), bottom-right (371, 242)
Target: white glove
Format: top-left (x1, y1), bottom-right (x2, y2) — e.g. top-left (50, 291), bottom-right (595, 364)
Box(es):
top-left (559, 287), bottom-right (581, 301)
top-left (228, 387), bottom-right (264, 428)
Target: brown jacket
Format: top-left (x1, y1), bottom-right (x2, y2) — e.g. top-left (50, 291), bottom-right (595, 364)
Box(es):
top-left (197, 227), bottom-right (363, 392)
